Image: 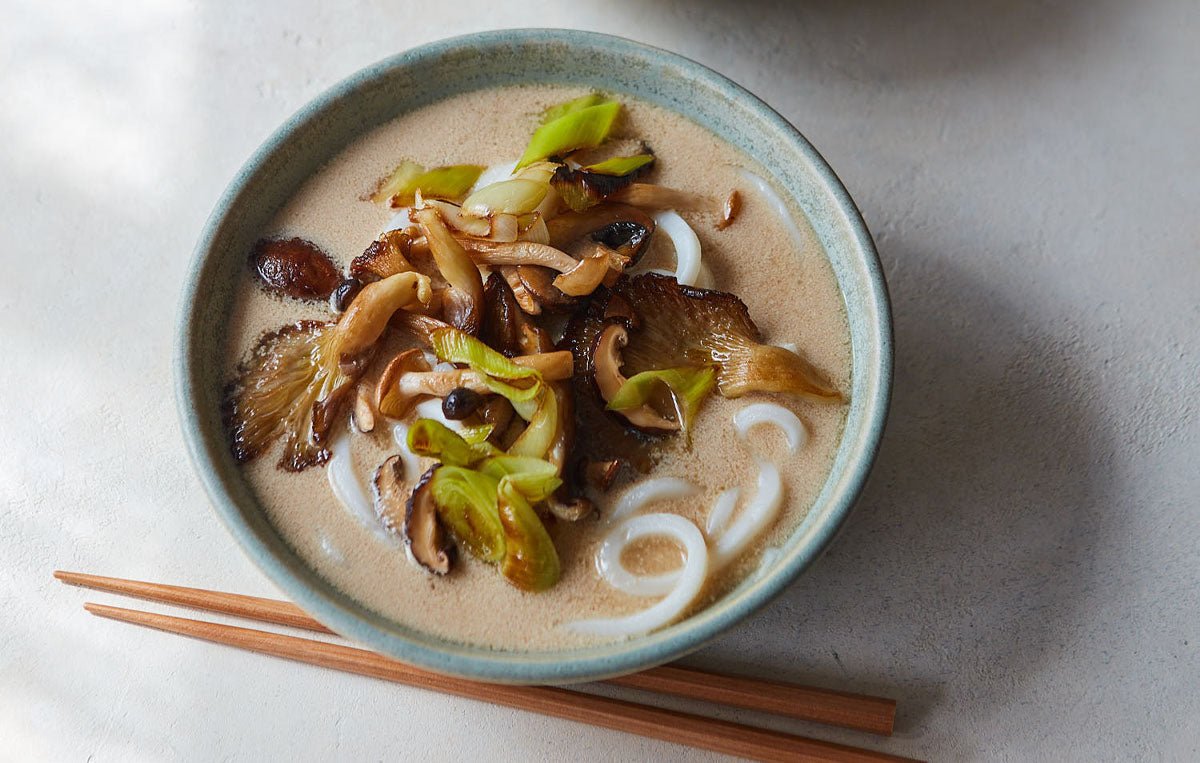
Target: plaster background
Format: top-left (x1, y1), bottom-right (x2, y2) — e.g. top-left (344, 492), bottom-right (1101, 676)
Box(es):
top-left (2, 1), bottom-right (1196, 760)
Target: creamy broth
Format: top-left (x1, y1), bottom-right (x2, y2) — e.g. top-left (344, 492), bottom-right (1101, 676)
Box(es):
top-left (223, 85), bottom-right (851, 650)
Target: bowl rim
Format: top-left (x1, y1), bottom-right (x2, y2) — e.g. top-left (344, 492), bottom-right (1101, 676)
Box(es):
top-left (176, 28), bottom-right (893, 684)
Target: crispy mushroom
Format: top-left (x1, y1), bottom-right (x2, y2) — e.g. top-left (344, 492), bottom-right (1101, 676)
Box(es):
top-left (552, 250), bottom-right (611, 297)
top-left (350, 229), bottom-right (415, 283)
top-left (376, 348), bottom-right (431, 418)
top-left (591, 321), bottom-right (680, 433)
top-left (480, 272), bottom-right (551, 355)
top-left (251, 238), bottom-right (340, 301)
top-left (547, 203), bottom-right (656, 253)
top-left (609, 184), bottom-right (739, 229)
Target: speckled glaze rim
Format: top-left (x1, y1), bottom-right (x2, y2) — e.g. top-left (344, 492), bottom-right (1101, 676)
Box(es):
top-left (176, 29), bottom-right (892, 684)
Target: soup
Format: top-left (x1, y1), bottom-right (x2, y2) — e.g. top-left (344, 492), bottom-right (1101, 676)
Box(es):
top-left (222, 85), bottom-right (851, 650)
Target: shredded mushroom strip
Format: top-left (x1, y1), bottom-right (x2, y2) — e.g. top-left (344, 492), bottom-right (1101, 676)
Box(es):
top-left (568, 513), bottom-right (709, 637)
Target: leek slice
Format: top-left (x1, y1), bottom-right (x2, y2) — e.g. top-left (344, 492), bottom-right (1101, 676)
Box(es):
top-left (480, 456), bottom-right (561, 502)
top-left (516, 101), bottom-right (621, 169)
top-left (607, 366), bottom-right (717, 435)
top-left (429, 466), bottom-right (505, 563)
top-left (407, 418), bottom-right (498, 467)
top-left (585, 154), bottom-right (655, 176)
top-left (497, 477), bottom-right (561, 591)
top-left (373, 162), bottom-right (483, 206)
top-left (461, 178), bottom-right (548, 217)
top-left (430, 328), bottom-right (542, 403)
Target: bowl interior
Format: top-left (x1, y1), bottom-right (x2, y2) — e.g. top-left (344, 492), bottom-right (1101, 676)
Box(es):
top-left (177, 29), bottom-right (891, 684)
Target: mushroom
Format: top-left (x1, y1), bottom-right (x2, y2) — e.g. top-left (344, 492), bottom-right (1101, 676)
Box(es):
top-left (499, 266), bottom-right (542, 315)
top-left (250, 238), bottom-right (340, 301)
top-left (414, 206), bottom-right (484, 334)
top-left (609, 184), bottom-right (739, 229)
top-left (375, 459), bottom-right (453, 575)
top-left (460, 240), bottom-right (578, 272)
top-left (591, 321), bottom-right (679, 433)
top-left (552, 249), bottom-right (611, 297)
top-left (480, 271), bottom-right (552, 355)
top-left (517, 265), bottom-right (581, 313)
top-left (547, 203), bottom-right (655, 251)
top-left (352, 383), bottom-right (377, 433)
top-left (350, 229), bottom-right (416, 283)
top-left (376, 348), bottom-right (432, 418)
top-left (441, 387), bottom-right (485, 420)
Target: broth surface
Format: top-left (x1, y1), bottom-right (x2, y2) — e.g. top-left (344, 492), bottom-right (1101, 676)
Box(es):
top-left (223, 85), bottom-right (852, 650)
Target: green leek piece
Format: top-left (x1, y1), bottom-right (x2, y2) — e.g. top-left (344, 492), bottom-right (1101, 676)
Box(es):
top-left (507, 388), bottom-right (558, 460)
top-left (458, 423), bottom-right (495, 445)
top-left (429, 466), bottom-right (505, 563)
top-left (607, 366), bottom-right (717, 434)
top-left (430, 328), bottom-right (542, 403)
top-left (496, 478), bottom-right (561, 591)
top-left (407, 419), bottom-right (498, 467)
top-left (480, 456), bottom-right (562, 502)
top-left (372, 162), bottom-right (483, 206)
top-left (585, 154), bottom-right (655, 177)
top-left (540, 93), bottom-right (606, 125)
top-left (516, 101), bottom-right (622, 169)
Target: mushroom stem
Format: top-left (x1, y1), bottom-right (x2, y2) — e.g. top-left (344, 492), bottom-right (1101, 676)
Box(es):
top-left (460, 240), bottom-right (578, 273)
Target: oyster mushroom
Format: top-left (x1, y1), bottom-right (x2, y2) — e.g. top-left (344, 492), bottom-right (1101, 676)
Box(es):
top-left (609, 184), bottom-right (740, 229)
top-left (591, 321), bottom-right (680, 433)
top-left (414, 206), bottom-right (484, 334)
top-left (517, 265), bottom-right (581, 313)
top-left (460, 240), bottom-right (578, 272)
top-left (350, 229), bottom-right (415, 283)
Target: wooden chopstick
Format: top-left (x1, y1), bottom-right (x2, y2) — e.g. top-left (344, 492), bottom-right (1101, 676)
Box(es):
top-left (83, 603), bottom-right (915, 762)
top-left (54, 570), bottom-right (896, 735)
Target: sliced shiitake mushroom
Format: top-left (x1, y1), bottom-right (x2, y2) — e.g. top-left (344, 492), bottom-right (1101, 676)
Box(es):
top-left (591, 321), bottom-right (680, 433)
top-left (251, 238), bottom-right (340, 301)
top-left (480, 272), bottom-right (552, 356)
top-left (375, 459), bottom-right (453, 575)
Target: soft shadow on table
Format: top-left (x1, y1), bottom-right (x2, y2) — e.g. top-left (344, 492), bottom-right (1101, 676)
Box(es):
top-left (681, 236), bottom-right (1123, 752)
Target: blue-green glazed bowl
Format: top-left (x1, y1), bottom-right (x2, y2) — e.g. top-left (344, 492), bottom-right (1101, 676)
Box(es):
top-left (177, 29), bottom-right (892, 684)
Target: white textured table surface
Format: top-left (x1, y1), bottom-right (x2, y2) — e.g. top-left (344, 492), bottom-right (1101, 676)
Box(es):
top-left (3, 2), bottom-right (1198, 760)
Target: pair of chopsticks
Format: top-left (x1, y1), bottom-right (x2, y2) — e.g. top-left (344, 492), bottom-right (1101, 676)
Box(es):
top-left (56, 571), bottom-right (914, 762)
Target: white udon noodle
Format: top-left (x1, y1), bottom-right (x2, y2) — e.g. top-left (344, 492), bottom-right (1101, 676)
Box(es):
top-left (566, 513), bottom-right (709, 637)
top-left (573, 401), bottom-right (804, 636)
top-left (327, 427), bottom-right (396, 543)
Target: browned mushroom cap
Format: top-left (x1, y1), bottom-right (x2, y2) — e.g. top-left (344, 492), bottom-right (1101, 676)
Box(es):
top-left (553, 249), bottom-right (611, 297)
top-left (251, 238), bottom-right (340, 301)
top-left (351, 230), bottom-right (416, 283)
top-left (591, 322), bottom-right (679, 433)
top-left (480, 272), bottom-right (553, 356)
top-left (375, 460), bottom-right (453, 575)
top-left (547, 203), bottom-right (656, 254)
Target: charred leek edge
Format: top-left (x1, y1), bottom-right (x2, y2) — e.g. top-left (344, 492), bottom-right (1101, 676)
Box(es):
top-left (517, 101), bottom-right (621, 170)
top-left (585, 154), bottom-right (655, 176)
top-left (607, 365), bottom-right (717, 435)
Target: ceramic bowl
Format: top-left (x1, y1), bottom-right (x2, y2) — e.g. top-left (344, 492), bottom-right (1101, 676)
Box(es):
top-left (176, 29), bottom-right (892, 684)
